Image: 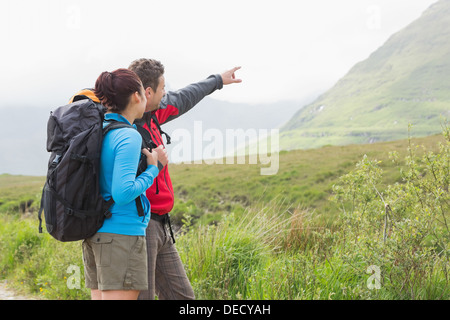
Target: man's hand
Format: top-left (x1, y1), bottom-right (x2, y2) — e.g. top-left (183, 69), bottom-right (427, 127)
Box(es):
top-left (221, 67), bottom-right (242, 85)
top-left (153, 145), bottom-right (169, 167)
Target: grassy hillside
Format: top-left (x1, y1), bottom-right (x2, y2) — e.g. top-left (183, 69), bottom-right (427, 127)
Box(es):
top-left (0, 175), bottom-right (44, 215)
top-left (0, 133), bottom-right (445, 226)
top-left (281, 0), bottom-right (450, 150)
top-left (169, 132), bottom-right (445, 226)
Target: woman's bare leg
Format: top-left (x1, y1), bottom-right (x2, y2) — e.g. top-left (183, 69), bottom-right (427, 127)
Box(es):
top-left (101, 290), bottom-right (140, 300)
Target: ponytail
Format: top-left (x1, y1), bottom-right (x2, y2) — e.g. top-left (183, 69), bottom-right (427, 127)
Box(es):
top-left (94, 68), bottom-right (143, 113)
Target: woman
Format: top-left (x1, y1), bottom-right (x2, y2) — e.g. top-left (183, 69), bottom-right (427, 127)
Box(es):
top-left (82, 68), bottom-right (168, 300)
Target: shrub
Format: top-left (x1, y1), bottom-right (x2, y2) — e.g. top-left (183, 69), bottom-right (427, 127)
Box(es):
top-left (331, 124), bottom-right (449, 299)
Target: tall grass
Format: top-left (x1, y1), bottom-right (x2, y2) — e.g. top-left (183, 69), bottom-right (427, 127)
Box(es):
top-left (0, 214), bottom-right (89, 299)
top-left (177, 195), bottom-right (448, 300)
top-left (177, 198), bottom-right (293, 299)
top-left (176, 198), bottom-right (370, 300)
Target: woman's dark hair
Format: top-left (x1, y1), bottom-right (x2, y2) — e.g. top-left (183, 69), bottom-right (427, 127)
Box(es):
top-left (94, 68), bottom-right (143, 113)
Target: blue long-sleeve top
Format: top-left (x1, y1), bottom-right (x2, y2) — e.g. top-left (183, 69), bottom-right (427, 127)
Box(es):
top-left (97, 113), bottom-right (159, 236)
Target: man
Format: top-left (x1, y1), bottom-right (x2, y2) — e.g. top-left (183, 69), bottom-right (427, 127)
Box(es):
top-left (128, 58), bottom-right (241, 300)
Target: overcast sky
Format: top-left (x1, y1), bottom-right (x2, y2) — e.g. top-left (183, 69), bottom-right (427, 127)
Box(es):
top-left (0, 0), bottom-right (438, 108)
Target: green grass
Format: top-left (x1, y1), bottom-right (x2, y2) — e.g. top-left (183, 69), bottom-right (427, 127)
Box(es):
top-left (0, 214), bottom-right (89, 299)
top-left (1, 134), bottom-right (443, 228)
top-left (169, 133), bottom-right (445, 226)
top-left (0, 174), bottom-right (44, 214)
top-left (0, 131), bottom-right (447, 300)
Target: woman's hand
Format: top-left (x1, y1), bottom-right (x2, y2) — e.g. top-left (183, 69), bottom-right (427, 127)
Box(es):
top-left (142, 148), bottom-right (158, 167)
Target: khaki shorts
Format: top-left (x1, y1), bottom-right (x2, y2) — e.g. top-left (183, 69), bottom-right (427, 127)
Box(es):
top-left (82, 233), bottom-right (148, 291)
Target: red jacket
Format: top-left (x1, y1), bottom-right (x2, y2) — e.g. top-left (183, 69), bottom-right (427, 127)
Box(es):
top-left (143, 74), bottom-right (223, 215)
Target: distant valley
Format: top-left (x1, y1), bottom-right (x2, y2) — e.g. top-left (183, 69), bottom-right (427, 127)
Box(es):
top-left (0, 97), bottom-right (305, 176)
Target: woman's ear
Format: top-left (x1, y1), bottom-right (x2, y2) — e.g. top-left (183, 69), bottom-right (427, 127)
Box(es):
top-left (132, 91), bottom-right (143, 104)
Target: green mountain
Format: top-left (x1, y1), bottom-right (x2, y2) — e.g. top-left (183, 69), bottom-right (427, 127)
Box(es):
top-left (281, 0), bottom-right (450, 150)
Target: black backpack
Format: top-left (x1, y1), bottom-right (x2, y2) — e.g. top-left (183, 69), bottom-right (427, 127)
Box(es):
top-left (38, 96), bottom-right (146, 242)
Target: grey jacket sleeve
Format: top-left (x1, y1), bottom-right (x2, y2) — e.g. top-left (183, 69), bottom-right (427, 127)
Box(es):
top-left (159, 74), bottom-right (223, 124)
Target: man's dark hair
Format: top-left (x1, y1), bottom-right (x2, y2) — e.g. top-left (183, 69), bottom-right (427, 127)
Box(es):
top-left (128, 58), bottom-right (165, 91)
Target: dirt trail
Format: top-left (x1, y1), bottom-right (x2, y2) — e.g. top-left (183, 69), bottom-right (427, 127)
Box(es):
top-left (0, 280), bottom-right (37, 300)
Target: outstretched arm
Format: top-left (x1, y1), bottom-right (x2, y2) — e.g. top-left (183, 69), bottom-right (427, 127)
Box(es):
top-left (157, 67), bottom-right (242, 124)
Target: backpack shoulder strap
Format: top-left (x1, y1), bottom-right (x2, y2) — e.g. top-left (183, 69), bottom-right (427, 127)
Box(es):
top-left (103, 120), bottom-right (134, 136)
top-left (150, 113), bottom-right (172, 145)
